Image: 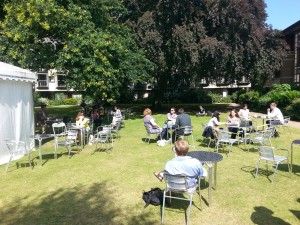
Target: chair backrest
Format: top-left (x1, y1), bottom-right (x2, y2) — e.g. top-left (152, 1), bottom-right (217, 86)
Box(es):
top-left (5, 140), bottom-right (28, 156)
top-left (52, 122), bottom-right (67, 135)
top-left (67, 130), bottom-right (78, 141)
top-left (182, 126), bottom-right (193, 135)
top-left (219, 130), bottom-right (230, 140)
top-left (144, 125), bottom-right (151, 134)
top-left (283, 116), bottom-right (290, 124)
top-left (164, 173), bottom-right (189, 192)
top-left (240, 120), bottom-right (251, 127)
top-left (259, 146), bottom-right (275, 160)
top-left (263, 127), bottom-right (274, 139)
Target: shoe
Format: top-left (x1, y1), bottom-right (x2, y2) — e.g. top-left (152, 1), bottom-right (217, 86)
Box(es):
top-left (153, 172), bottom-right (163, 182)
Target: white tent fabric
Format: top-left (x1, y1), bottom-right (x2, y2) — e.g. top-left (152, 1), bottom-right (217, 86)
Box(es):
top-left (0, 62), bottom-right (36, 165)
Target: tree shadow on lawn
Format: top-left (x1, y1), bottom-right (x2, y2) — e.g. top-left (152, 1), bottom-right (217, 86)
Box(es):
top-left (0, 182), bottom-right (157, 225)
top-left (289, 198), bottom-right (300, 221)
top-left (251, 206), bottom-right (291, 225)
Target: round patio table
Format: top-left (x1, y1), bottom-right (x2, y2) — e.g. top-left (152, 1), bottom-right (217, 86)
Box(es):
top-left (187, 150), bottom-right (223, 206)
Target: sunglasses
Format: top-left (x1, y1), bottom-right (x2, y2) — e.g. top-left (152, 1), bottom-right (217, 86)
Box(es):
top-left (171, 109), bottom-right (175, 111)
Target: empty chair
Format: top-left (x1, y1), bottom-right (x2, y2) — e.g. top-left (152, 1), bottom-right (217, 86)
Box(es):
top-left (250, 127), bottom-right (274, 150)
top-left (215, 130), bottom-right (239, 156)
top-left (94, 125), bottom-right (112, 151)
top-left (162, 173), bottom-right (199, 225)
top-left (255, 146), bottom-right (291, 182)
top-left (111, 121), bottom-right (121, 141)
top-left (53, 123), bottom-right (78, 158)
top-left (176, 126), bottom-right (195, 148)
top-left (5, 140), bottom-right (33, 173)
top-left (238, 121), bottom-right (254, 151)
top-left (281, 116), bottom-right (291, 134)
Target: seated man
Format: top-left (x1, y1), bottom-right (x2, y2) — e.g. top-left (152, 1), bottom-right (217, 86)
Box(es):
top-left (267, 102), bottom-right (284, 126)
top-left (154, 140), bottom-right (207, 188)
top-left (172, 108), bottom-right (191, 142)
top-left (266, 102), bottom-right (284, 137)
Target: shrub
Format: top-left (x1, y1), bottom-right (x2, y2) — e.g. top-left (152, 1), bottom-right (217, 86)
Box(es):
top-left (63, 98), bottom-right (78, 105)
top-left (238, 91), bottom-right (260, 109)
top-left (221, 96), bottom-right (233, 103)
top-left (264, 90), bottom-right (300, 109)
top-left (286, 98), bottom-right (300, 120)
top-left (196, 90), bottom-right (212, 103)
top-left (272, 84), bottom-right (291, 92)
top-left (258, 96), bottom-right (272, 110)
top-left (208, 93), bottom-right (222, 103)
top-left (207, 93), bottom-right (232, 103)
top-left (37, 97), bottom-right (50, 106)
top-left (33, 92), bottom-right (41, 106)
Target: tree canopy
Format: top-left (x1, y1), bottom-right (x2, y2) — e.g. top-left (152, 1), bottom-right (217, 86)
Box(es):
top-left (125, 0), bottom-right (287, 94)
top-left (0, 0), bottom-right (154, 101)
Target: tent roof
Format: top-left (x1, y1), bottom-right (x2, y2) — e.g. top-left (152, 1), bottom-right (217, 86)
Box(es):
top-left (0, 62), bottom-right (36, 83)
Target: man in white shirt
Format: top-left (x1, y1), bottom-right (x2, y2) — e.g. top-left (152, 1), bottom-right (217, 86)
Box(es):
top-left (267, 102), bottom-right (284, 126)
top-left (239, 104), bottom-right (250, 121)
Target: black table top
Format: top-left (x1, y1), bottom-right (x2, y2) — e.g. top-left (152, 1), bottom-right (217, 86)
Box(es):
top-left (187, 151), bottom-right (223, 163)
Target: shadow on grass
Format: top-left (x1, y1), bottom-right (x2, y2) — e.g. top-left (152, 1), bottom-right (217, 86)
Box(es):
top-left (289, 197), bottom-right (300, 220)
top-left (251, 206), bottom-right (291, 225)
top-left (0, 182), bottom-right (157, 225)
top-left (241, 163), bottom-right (291, 182)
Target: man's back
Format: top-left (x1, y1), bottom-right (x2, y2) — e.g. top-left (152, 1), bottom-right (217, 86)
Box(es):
top-left (176, 113), bottom-right (191, 127)
top-left (164, 156), bottom-right (206, 188)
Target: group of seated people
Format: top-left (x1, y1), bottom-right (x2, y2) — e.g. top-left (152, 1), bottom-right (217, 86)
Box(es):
top-left (202, 102), bottom-right (284, 141)
top-left (143, 107), bottom-right (191, 143)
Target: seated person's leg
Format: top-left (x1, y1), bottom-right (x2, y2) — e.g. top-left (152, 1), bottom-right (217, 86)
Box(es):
top-left (160, 128), bottom-right (168, 140)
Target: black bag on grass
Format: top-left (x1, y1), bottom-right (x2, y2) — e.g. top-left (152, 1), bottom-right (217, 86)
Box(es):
top-left (142, 187), bottom-right (163, 208)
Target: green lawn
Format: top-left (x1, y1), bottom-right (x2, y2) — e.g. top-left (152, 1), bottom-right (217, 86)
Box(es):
top-left (1, 105), bottom-right (300, 225)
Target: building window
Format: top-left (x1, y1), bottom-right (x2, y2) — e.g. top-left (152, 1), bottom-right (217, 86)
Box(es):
top-left (294, 74), bottom-right (300, 83)
top-left (57, 74), bottom-right (66, 87)
top-left (37, 73), bottom-right (48, 87)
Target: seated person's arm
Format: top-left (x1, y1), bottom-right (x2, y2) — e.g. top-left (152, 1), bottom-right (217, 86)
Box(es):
top-left (150, 119), bottom-right (160, 128)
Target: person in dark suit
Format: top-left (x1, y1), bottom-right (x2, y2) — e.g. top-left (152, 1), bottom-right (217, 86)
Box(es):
top-left (172, 108), bottom-right (191, 142)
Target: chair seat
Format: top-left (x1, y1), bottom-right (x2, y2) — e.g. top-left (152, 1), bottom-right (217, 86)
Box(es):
top-left (256, 146), bottom-right (291, 182)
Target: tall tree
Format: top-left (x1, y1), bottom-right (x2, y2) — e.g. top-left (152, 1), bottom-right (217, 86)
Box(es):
top-left (125, 0), bottom-right (287, 96)
top-left (0, 0), bottom-right (154, 101)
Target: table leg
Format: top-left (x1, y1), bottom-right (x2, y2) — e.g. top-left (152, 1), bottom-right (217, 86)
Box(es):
top-left (38, 139), bottom-right (42, 164)
top-left (291, 142), bottom-right (293, 173)
top-left (214, 162), bottom-right (217, 190)
top-left (80, 129), bottom-right (84, 149)
top-left (208, 162), bottom-right (213, 206)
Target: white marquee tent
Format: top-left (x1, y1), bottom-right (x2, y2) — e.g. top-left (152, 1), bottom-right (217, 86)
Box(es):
top-left (0, 62), bottom-right (36, 165)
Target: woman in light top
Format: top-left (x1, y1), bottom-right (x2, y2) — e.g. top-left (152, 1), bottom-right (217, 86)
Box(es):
top-left (227, 109), bottom-right (240, 139)
top-left (112, 106), bottom-right (122, 126)
top-left (238, 104), bottom-right (250, 121)
top-left (202, 111), bottom-right (221, 139)
top-left (143, 108), bottom-right (162, 135)
top-left (207, 111), bottom-right (221, 127)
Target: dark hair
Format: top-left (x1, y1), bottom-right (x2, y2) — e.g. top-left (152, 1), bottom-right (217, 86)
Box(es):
top-left (212, 111), bottom-right (221, 121)
top-left (178, 108), bottom-right (184, 114)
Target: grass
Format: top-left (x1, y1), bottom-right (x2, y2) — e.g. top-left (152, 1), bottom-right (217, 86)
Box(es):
top-left (1, 105), bottom-right (300, 225)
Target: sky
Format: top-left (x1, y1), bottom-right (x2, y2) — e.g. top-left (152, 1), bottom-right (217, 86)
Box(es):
top-left (265, 0), bottom-right (300, 30)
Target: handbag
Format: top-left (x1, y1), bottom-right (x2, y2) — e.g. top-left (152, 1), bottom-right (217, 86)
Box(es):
top-left (142, 187), bottom-right (164, 208)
